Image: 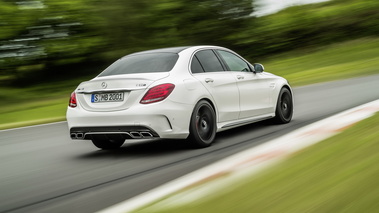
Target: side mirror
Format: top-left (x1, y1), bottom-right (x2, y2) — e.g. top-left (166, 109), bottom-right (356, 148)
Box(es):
top-left (253, 63), bottom-right (264, 73)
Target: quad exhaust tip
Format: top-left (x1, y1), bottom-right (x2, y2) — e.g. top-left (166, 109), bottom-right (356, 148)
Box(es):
top-left (70, 133), bottom-right (84, 139)
top-left (70, 131), bottom-right (155, 140)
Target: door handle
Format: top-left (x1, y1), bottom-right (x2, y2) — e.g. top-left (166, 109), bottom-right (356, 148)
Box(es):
top-left (205, 78), bottom-right (214, 83)
top-left (237, 75), bottom-right (244, 80)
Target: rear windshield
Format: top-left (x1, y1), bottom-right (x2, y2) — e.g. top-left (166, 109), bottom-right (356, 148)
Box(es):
top-left (98, 53), bottom-right (179, 77)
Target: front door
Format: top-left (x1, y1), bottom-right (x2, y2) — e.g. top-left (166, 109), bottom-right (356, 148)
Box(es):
top-left (216, 50), bottom-right (272, 119)
top-left (191, 49), bottom-right (240, 122)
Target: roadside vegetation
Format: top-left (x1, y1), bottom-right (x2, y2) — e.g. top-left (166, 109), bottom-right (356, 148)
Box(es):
top-left (1, 0), bottom-right (379, 129)
top-left (0, 75), bottom-right (92, 129)
top-left (265, 37), bottom-right (379, 86)
top-left (1, 36), bottom-right (378, 129)
top-left (137, 112), bottom-right (379, 213)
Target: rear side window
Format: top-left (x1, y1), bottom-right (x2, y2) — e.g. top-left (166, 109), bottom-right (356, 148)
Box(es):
top-left (99, 53), bottom-right (179, 77)
top-left (191, 56), bottom-right (204, 73)
top-left (193, 50), bottom-right (224, 73)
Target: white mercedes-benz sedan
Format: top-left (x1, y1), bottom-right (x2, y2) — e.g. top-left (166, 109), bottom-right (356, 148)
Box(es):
top-left (67, 46), bottom-right (293, 149)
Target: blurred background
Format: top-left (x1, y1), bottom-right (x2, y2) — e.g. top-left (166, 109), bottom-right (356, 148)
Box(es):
top-left (1, 1), bottom-right (379, 212)
top-left (0, 0), bottom-right (379, 128)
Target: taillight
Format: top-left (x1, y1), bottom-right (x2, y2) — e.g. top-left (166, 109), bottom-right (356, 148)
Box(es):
top-left (140, 83), bottom-right (175, 104)
top-left (69, 92), bottom-right (77, 108)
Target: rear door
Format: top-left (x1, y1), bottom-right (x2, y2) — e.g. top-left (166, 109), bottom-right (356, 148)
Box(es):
top-left (191, 49), bottom-right (240, 122)
top-left (216, 50), bottom-right (272, 119)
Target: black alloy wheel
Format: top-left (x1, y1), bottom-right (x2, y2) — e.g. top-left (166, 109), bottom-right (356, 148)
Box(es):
top-left (273, 87), bottom-right (293, 124)
top-left (189, 100), bottom-right (216, 148)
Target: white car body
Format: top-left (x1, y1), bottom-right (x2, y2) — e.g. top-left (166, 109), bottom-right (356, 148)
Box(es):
top-left (66, 46), bottom-right (293, 149)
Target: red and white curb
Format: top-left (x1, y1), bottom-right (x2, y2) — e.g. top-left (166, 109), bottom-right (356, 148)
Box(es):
top-left (98, 99), bottom-right (379, 213)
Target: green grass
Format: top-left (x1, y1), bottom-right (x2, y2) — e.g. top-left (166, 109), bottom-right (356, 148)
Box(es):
top-left (1, 37), bottom-right (379, 129)
top-left (0, 98), bottom-right (67, 129)
top-left (138, 112), bottom-right (379, 213)
top-left (263, 37), bottom-right (379, 86)
top-left (0, 75), bottom-right (94, 130)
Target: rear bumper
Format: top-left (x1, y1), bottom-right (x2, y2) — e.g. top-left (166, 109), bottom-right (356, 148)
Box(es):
top-left (66, 100), bottom-right (193, 140)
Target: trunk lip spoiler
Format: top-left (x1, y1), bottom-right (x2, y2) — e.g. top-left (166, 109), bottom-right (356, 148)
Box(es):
top-left (76, 88), bottom-right (145, 94)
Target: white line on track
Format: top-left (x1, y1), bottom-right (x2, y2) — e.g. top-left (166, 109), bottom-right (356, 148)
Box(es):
top-left (0, 121), bottom-right (67, 133)
top-left (98, 99), bottom-right (379, 213)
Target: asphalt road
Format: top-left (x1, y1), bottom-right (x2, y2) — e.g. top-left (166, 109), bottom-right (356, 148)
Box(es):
top-left (1, 74), bottom-right (379, 213)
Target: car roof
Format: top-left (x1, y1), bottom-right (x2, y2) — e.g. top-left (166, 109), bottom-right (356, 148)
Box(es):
top-left (125, 45), bottom-right (226, 57)
top-left (128, 46), bottom-right (191, 56)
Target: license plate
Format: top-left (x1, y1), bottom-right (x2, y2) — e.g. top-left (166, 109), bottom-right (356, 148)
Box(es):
top-left (91, 93), bottom-right (124, 103)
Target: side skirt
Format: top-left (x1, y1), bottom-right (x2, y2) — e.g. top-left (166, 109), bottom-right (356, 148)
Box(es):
top-left (217, 114), bottom-right (275, 132)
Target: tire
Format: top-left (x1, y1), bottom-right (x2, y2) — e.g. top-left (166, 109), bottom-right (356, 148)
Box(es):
top-left (188, 100), bottom-right (216, 148)
top-left (91, 139), bottom-right (124, 150)
top-left (273, 87), bottom-right (293, 124)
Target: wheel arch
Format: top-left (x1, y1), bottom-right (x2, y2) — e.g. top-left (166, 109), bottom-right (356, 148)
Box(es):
top-left (273, 84), bottom-right (294, 123)
top-left (282, 84), bottom-right (292, 94)
top-left (188, 98), bottom-right (218, 148)
top-left (282, 84), bottom-right (294, 111)
top-left (196, 97), bottom-right (217, 122)
top-left (274, 82), bottom-right (294, 112)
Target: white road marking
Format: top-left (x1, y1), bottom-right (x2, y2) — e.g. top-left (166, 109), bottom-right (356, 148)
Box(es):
top-left (0, 121), bottom-right (67, 133)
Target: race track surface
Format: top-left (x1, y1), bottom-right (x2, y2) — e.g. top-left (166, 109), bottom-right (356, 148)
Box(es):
top-left (1, 74), bottom-right (379, 213)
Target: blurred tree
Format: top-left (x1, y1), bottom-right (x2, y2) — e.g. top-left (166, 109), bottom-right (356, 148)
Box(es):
top-left (0, 1), bottom-right (37, 40)
top-left (0, 0), bottom-right (106, 84)
top-left (238, 0), bottom-right (379, 59)
top-left (2, 0), bottom-right (378, 86)
top-left (95, 0), bottom-right (153, 54)
top-left (175, 0), bottom-right (254, 47)
top-left (1, 0), bottom-right (255, 84)
top-left (96, 0), bottom-right (255, 55)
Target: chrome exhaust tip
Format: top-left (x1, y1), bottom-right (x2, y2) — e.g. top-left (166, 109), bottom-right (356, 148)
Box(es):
top-left (70, 133), bottom-right (77, 139)
top-left (140, 132), bottom-right (153, 138)
top-left (71, 132), bottom-right (85, 139)
top-left (76, 133), bottom-right (84, 139)
top-left (130, 132), bottom-right (142, 138)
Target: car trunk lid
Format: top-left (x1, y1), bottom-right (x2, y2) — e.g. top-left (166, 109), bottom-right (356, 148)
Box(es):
top-left (75, 73), bottom-right (169, 112)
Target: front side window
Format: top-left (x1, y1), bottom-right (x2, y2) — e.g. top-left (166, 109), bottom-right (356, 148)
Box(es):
top-left (193, 50), bottom-right (224, 73)
top-left (217, 50), bottom-right (251, 72)
top-left (99, 53), bottom-right (179, 77)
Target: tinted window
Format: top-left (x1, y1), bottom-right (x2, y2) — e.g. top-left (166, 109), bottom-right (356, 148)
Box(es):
top-left (217, 50), bottom-right (250, 72)
top-left (191, 56), bottom-right (204, 73)
top-left (195, 50), bottom-right (224, 72)
top-left (99, 53), bottom-right (179, 77)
